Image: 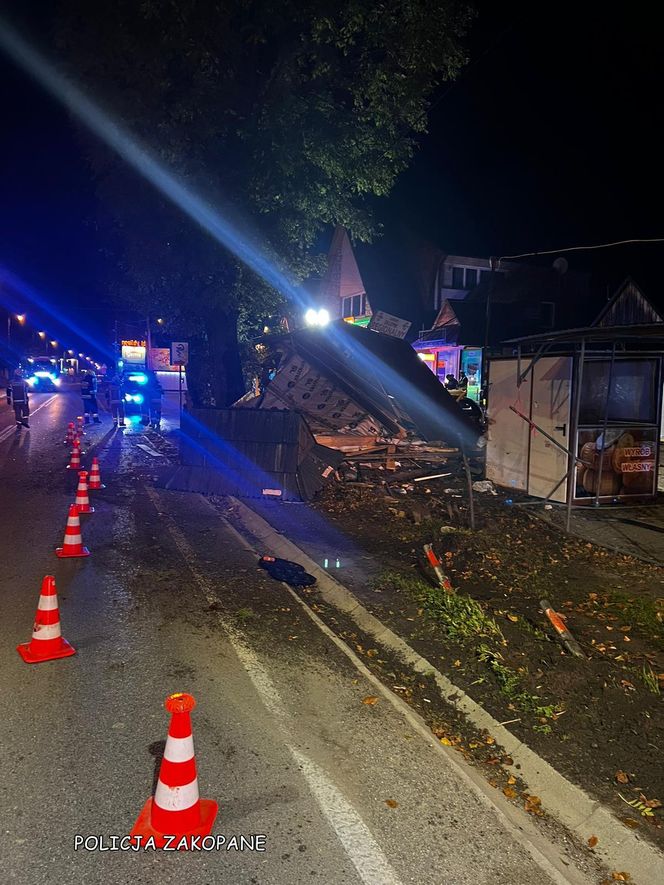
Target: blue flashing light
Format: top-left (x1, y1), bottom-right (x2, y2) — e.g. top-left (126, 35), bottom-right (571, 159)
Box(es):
top-left (134, 392), bottom-right (144, 404)
top-left (127, 372), bottom-right (148, 385)
top-left (123, 393), bottom-right (132, 402)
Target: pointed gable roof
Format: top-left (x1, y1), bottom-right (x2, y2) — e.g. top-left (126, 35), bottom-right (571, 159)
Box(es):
top-left (319, 226), bottom-right (366, 303)
top-left (593, 278), bottom-right (664, 327)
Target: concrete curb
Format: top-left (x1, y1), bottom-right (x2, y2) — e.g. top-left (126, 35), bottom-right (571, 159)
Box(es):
top-left (228, 495), bottom-right (664, 885)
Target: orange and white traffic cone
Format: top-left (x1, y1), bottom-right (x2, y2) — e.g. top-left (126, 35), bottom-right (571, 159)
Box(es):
top-left (64, 422), bottom-right (75, 445)
top-left (66, 443), bottom-right (82, 470)
top-left (75, 471), bottom-right (94, 514)
top-left (130, 693), bottom-right (218, 848)
top-left (55, 504), bottom-right (90, 558)
top-left (17, 575), bottom-right (76, 663)
top-left (88, 457), bottom-right (105, 490)
top-left (77, 415), bottom-right (85, 436)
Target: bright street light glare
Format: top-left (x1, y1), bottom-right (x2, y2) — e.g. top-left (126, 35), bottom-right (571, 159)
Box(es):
top-left (317, 308), bottom-right (330, 327)
top-left (50, 340), bottom-right (57, 347)
top-left (38, 331), bottom-right (46, 338)
top-left (16, 313), bottom-right (26, 322)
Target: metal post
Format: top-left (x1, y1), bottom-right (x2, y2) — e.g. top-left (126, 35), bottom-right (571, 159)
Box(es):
top-left (145, 315), bottom-right (152, 371)
top-left (594, 342), bottom-right (616, 508)
top-left (566, 338), bottom-right (585, 533)
top-left (179, 364), bottom-right (183, 418)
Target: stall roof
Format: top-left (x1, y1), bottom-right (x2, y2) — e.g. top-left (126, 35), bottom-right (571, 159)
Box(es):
top-left (248, 321), bottom-right (479, 447)
top-left (504, 323), bottom-right (664, 345)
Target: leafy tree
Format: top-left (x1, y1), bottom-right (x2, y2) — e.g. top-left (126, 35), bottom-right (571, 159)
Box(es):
top-left (58, 0), bottom-right (473, 405)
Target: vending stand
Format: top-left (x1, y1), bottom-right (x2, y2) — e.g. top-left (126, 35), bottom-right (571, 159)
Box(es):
top-left (485, 324), bottom-right (663, 528)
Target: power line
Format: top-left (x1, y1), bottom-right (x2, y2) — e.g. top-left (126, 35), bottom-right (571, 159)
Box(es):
top-left (498, 237), bottom-right (664, 263)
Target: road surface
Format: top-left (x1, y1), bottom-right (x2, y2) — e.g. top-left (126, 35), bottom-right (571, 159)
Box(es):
top-left (0, 390), bottom-right (597, 884)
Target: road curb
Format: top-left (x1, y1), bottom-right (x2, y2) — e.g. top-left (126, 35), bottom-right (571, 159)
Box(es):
top-left (228, 495), bottom-right (664, 885)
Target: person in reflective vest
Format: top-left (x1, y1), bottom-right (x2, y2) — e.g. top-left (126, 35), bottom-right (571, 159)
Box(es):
top-left (6, 368), bottom-right (30, 428)
top-left (81, 370), bottom-right (101, 424)
top-left (105, 372), bottom-right (125, 428)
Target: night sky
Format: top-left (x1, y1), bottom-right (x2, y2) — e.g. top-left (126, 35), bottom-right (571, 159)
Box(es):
top-left (1, 1), bottom-right (663, 349)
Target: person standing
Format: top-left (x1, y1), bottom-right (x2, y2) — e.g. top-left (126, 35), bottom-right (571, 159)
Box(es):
top-left (147, 371), bottom-right (163, 430)
top-left (458, 371), bottom-right (469, 391)
top-left (6, 368), bottom-right (30, 428)
top-left (105, 371), bottom-right (126, 428)
top-left (81, 369), bottom-right (101, 424)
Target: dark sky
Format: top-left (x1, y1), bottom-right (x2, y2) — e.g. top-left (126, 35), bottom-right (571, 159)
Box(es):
top-left (1, 0), bottom-right (663, 350)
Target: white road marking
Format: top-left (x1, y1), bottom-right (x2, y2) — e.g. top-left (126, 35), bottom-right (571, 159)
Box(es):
top-left (0, 394), bottom-right (58, 444)
top-left (145, 485), bottom-right (403, 885)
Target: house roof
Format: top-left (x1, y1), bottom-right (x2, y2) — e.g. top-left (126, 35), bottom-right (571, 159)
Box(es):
top-left (318, 226), bottom-right (366, 303)
top-left (592, 277), bottom-right (664, 327)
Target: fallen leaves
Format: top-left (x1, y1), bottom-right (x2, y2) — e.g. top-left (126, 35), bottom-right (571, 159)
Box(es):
top-left (524, 794), bottom-right (543, 816)
top-left (502, 786), bottom-right (517, 800)
top-left (362, 696), bottom-right (379, 706)
top-left (385, 799), bottom-right (398, 809)
top-left (587, 835), bottom-right (598, 848)
top-left (615, 770), bottom-right (630, 784)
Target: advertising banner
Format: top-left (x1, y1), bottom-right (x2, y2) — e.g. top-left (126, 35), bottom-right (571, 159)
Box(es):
top-left (575, 426), bottom-right (657, 499)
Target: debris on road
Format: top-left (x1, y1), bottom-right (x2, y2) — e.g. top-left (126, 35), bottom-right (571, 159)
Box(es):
top-left (540, 599), bottom-right (585, 658)
top-left (259, 555), bottom-right (316, 587)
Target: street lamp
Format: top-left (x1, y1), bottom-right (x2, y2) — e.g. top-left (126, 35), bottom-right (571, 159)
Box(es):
top-left (7, 312), bottom-right (26, 348)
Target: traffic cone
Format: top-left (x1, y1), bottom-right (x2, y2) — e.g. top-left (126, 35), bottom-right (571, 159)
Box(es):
top-left (66, 443), bottom-right (82, 470)
top-left (17, 576), bottom-right (76, 663)
top-left (75, 471), bottom-right (94, 514)
top-left (88, 457), bottom-right (105, 490)
top-left (130, 693), bottom-right (217, 848)
top-left (77, 416), bottom-right (85, 435)
top-left (64, 422), bottom-right (75, 445)
top-left (55, 504), bottom-right (90, 558)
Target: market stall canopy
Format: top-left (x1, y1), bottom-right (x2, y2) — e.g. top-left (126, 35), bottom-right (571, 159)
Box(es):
top-left (240, 320), bottom-right (479, 448)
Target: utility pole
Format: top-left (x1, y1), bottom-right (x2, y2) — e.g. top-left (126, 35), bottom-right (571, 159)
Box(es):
top-left (482, 257), bottom-right (498, 408)
top-left (145, 315), bottom-right (152, 371)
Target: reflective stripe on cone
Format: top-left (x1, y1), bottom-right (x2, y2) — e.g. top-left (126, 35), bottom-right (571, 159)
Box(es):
top-left (130, 693), bottom-right (217, 848)
top-left (17, 575), bottom-right (76, 663)
top-left (75, 471), bottom-right (94, 514)
top-left (66, 445), bottom-right (82, 470)
top-left (88, 457), bottom-right (105, 490)
top-left (55, 504), bottom-right (90, 558)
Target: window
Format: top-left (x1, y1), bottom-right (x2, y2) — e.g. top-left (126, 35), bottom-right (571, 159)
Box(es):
top-left (465, 268), bottom-right (478, 288)
top-left (579, 359), bottom-right (658, 425)
top-left (540, 302), bottom-right (555, 328)
top-left (341, 294), bottom-right (366, 318)
top-left (451, 266), bottom-right (465, 289)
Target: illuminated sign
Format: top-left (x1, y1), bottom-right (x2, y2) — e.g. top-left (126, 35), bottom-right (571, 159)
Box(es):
top-left (121, 344), bottom-right (146, 364)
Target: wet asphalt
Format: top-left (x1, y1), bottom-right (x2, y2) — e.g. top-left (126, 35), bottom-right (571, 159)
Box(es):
top-left (0, 390), bottom-right (593, 885)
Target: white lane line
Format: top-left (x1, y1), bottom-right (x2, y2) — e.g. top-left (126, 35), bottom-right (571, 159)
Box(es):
top-left (145, 485), bottom-right (403, 885)
top-left (0, 394), bottom-right (58, 444)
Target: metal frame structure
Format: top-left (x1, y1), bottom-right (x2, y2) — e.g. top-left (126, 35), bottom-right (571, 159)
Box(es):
top-left (492, 323), bottom-right (664, 531)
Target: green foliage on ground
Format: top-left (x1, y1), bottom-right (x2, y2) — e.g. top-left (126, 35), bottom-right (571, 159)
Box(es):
top-left (374, 571), bottom-right (504, 642)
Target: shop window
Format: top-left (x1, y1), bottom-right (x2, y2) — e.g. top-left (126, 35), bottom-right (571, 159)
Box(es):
top-left (579, 359), bottom-right (658, 425)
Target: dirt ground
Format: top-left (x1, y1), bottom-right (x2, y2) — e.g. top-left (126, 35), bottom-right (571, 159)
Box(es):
top-left (303, 471), bottom-right (664, 850)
